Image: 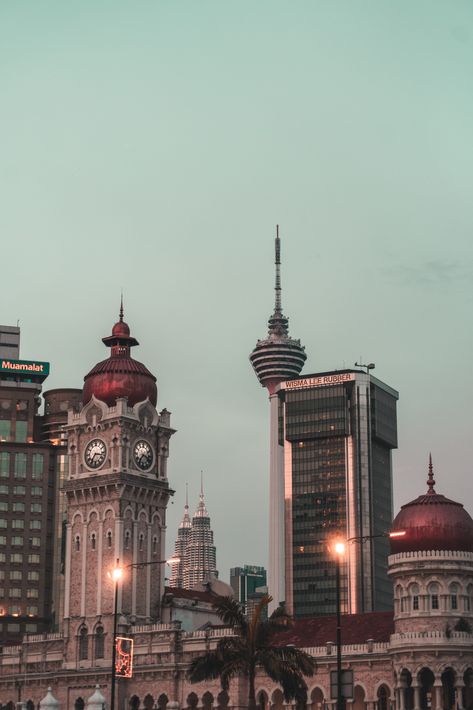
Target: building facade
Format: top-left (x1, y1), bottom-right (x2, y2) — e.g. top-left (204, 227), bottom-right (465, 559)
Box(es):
top-left (230, 565), bottom-right (267, 612)
top-left (0, 463), bottom-right (472, 710)
top-left (278, 369), bottom-right (398, 617)
top-left (0, 327), bottom-right (60, 643)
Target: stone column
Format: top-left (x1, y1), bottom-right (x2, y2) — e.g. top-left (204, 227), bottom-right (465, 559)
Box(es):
top-left (433, 679), bottom-right (443, 710)
top-left (397, 684), bottom-right (406, 710)
top-left (412, 684), bottom-right (421, 710)
top-left (455, 681), bottom-right (465, 710)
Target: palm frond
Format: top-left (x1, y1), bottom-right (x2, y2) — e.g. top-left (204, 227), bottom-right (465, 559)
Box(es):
top-left (188, 650), bottom-right (225, 683)
top-left (248, 594), bottom-right (272, 645)
top-left (212, 595), bottom-right (248, 631)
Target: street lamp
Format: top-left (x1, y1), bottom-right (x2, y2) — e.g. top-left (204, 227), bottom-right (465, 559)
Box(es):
top-left (108, 557), bottom-right (179, 710)
top-left (333, 540), bottom-right (345, 710)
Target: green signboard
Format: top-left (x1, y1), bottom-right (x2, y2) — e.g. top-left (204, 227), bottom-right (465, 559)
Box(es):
top-left (0, 358), bottom-right (50, 377)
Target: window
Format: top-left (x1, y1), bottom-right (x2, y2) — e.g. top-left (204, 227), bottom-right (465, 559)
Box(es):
top-left (32, 454), bottom-right (43, 480)
top-left (139, 533), bottom-right (144, 551)
top-left (13, 486), bottom-right (26, 495)
top-left (15, 421), bottom-right (27, 443)
top-left (31, 486), bottom-right (42, 496)
top-left (79, 627), bottom-right (88, 660)
top-left (0, 570), bottom-right (4, 580)
top-left (0, 519), bottom-right (6, 529)
top-left (7, 623), bottom-right (20, 632)
top-left (0, 536), bottom-right (6, 545)
top-left (431, 594), bottom-right (439, 610)
top-left (27, 571), bottom-right (39, 581)
top-left (451, 595), bottom-right (458, 610)
top-left (0, 420), bottom-right (11, 442)
top-left (25, 623), bottom-right (37, 633)
top-left (28, 554), bottom-right (40, 564)
top-left (9, 571), bottom-right (22, 581)
top-left (75, 536), bottom-right (80, 552)
top-left (124, 530), bottom-right (131, 550)
top-left (0, 484), bottom-right (8, 494)
top-left (413, 595), bottom-right (419, 610)
top-left (30, 503), bottom-right (42, 513)
top-left (11, 553), bottom-right (23, 563)
top-left (11, 536), bottom-right (23, 545)
top-left (12, 519), bottom-right (24, 530)
top-left (13, 503), bottom-right (25, 512)
top-left (30, 537), bottom-right (41, 547)
top-left (0, 452), bottom-right (9, 476)
top-left (91, 533), bottom-right (96, 551)
top-left (95, 625), bottom-right (104, 659)
top-left (9, 605), bottom-right (21, 615)
top-left (0, 553), bottom-right (5, 562)
top-left (26, 605), bottom-right (38, 616)
top-left (14, 453), bottom-right (27, 477)
top-left (26, 589), bottom-right (38, 598)
top-left (107, 531), bottom-right (112, 548)
top-left (153, 536), bottom-right (158, 554)
top-left (0, 502), bottom-right (6, 511)
top-left (30, 521), bottom-right (41, 530)
top-left (9, 588), bottom-right (21, 598)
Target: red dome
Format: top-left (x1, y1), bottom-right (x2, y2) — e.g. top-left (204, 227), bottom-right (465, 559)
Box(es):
top-left (390, 459), bottom-right (473, 554)
top-left (82, 307), bottom-right (157, 407)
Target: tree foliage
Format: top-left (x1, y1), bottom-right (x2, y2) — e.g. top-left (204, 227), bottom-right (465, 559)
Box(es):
top-left (188, 595), bottom-right (315, 709)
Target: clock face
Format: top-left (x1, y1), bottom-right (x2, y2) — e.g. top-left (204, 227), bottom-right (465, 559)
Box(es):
top-left (133, 440), bottom-right (153, 471)
top-left (84, 439), bottom-right (107, 469)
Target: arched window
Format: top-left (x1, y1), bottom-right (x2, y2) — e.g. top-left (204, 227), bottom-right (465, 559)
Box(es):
top-left (377, 685), bottom-right (389, 710)
top-left (125, 530), bottom-right (131, 550)
top-left (158, 694), bottom-right (169, 710)
top-left (78, 626), bottom-right (88, 660)
top-left (130, 697), bottom-right (140, 710)
top-left (409, 583), bottom-right (420, 611)
top-left (449, 583), bottom-right (459, 610)
top-left (95, 625), bottom-right (104, 659)
top-left (107, 530), bottom-right (112, 548)
top-left (26, 701), bottom-right (34, 710)
top-left (75, 535), bottom-right (80, 552)
top-left (202, 692), bottom-right (213, 710)
top-left (186, 693), bottom-right (198, 710)
top-left (139, 533), bottom-right (144, 552)
top-left (91, 533), bottom-right (96, 551)
top-left (153, 535), bottom-right (158, 554)
top-left (428, 582), bottom-right (440, 610)
top-left (74, 699), bottom-right (85, 710)
top-left (144, 695), bottom-right (155, 710)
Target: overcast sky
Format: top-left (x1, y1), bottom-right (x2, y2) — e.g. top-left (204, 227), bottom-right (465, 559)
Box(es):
top-left (1, 1), bottom-right (473, 582)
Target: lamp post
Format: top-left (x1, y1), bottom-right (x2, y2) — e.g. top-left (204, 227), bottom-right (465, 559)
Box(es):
top-left (334, 540), bottom-right (346, 710)
top-left (108, 557), bottom-right (179, 710)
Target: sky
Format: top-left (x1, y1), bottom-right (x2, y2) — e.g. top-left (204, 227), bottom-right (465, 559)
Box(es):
top-left (1, 1), bottom-right (473, 582)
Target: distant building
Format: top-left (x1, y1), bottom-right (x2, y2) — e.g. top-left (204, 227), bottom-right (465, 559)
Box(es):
top-left (170, 483), bottom-right (219, 589)
top-left (230, 565), bottom-right (267, 611)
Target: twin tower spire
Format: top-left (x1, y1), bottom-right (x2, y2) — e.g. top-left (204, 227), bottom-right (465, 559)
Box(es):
top-left (169, 477), bottom-right (217, 589)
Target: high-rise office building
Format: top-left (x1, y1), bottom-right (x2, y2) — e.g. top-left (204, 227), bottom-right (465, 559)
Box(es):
top-left (278, 370), bottom-right (398, 617)
top-left (250, 234), bottom-right (398, 618)
top-left (0, 328), bottom-right (57, 642)
top-left (230, 564), bottom-right (267, 611)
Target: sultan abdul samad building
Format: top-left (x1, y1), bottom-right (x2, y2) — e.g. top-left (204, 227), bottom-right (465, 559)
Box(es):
top-left (0, 309), bottom-right (472, 710)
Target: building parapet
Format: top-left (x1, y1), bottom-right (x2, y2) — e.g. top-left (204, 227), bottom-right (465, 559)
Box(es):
top-left (389, 550), bottom-right (473, 563)
top-left (390, 630), bottom-right (473, 648)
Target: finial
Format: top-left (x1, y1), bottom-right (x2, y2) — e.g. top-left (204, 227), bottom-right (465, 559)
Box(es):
top-left (119, 292), bottom-right (124, 322)
top-left (185, 482), bottom-right (189, 509)
top-left (427, 452), bottom-right (436, 494)
top-left (275, 225), bottom-right (282, 314)
top-left (200, 470), bottom-right (204, 497)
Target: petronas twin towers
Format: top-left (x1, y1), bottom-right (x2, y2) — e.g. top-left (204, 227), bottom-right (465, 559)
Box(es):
top-left (169, 484), bottom-right (218, 589)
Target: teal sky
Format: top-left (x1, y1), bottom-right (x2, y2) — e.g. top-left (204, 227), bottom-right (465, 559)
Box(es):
top-left (2, 2), bottom-right (473, 580)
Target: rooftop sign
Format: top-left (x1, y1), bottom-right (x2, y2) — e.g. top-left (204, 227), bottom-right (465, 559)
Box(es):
top-left (0, 358), bottom-right (50, 377)
top-left (280, 372), bottom-right (356, 390)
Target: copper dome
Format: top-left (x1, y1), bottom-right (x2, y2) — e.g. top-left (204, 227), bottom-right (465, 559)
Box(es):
top-left (82, 305), bottom-right (157, 408)
top-left (390, 457), bottom-right (473, 554)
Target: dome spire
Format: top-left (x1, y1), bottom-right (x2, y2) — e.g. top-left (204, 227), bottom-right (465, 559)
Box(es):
top-left (427, 452), bottom-right (436, 494)
top-left (119, 292), bottom-right (124, 322)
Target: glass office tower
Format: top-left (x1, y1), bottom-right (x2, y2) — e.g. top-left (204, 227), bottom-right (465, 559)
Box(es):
top-left (278, 369), bottom-right (398, 618)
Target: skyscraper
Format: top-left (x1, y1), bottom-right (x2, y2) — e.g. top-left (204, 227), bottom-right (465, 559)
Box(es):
top-left (249, 228), bottom-right (306, 612)
top-left (230, 564), bottom-right (267, 611)
top-left (278, 370), bottom-right (398, 617)
top-left (169, 481), bottom-right (219, 589)
top-left (250, 233), bottom-right (398, 617)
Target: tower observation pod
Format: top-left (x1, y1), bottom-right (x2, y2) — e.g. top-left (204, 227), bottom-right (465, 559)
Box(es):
top-left (249, 227), bottom-right (306, 613)
top-left (249, 227), bottom-right (307, 395)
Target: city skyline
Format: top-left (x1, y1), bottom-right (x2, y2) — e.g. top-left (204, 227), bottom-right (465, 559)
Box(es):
top-left (1, 2), bottom-right (473, 581)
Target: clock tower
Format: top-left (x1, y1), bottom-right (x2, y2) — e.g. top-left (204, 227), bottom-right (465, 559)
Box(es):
top-left (62, 305), bottom-right (175, 670)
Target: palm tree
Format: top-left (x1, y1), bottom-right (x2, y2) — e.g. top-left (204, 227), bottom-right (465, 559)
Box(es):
top-left (187, 594), bottom-right (316, 710)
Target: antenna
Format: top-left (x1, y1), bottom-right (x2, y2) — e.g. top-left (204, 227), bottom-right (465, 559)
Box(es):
top-left (354, 361), bottom-right (375, 375)
top-left (275, 225), bottom-right (282, 313)
top-left (119, 291), bottom-right (124, 322)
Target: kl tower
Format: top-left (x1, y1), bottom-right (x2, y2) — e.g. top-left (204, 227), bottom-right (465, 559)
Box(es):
top-left (249, 226), bottom-right (306, 611)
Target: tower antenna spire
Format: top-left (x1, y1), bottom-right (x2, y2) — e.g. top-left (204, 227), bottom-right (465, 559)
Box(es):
top-left (275, 225), bottom-right (282, 314)
top-left (119, 291), bottom-right (124, 322)
top-left (427, 452), bottom-right (436, 494)
top-left (185, 482), bottom-right (189, 508)
top-left (200, 470), bottom-right (204, 497)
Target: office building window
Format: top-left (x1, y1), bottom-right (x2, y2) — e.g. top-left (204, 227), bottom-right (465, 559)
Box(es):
top-left (12, 502), bottom-right (25, 512)
top-left (30, 537), bottom-right (41, 547)
top-left (13, 486), bottom-right (26, 495)
top-left (30, 503), bottom-right (42, 513)
top-left (0, 519), bottom-right (6, 529)
top-left (26, 589), bottom-right (39, 598)
top-left (0, 420), bottom-right (11, 442)
top-left (32, 454), bottom-right (43, 479)
top-left (9, 571), bottom-right (22, 581)
top-left (11, 536), bottom-right (23, 545)
top-left (0, 502), bottom-right (6, 511)
top-left (0, 452), bottom-right (9, 476)
top-left (8, 605), bottom-right (21, 615)
top-left (9, 588), bottom-right (22, 598)
top-left (7, 623), bottom-right (20, 632)
top-left (27, 571), bottom-right (39, 581)
top-left (0, 536), bottom-right (7, 545)
top-left (11, 553), bottom-right (23, 563)
top-left (31, 486), bottom-right (42, 496)
top-left (0, 484), bottom-right (8, 494)
top-left (28, 554), bottom-right (40, 564)
top-left (12, 519), bottom-right (24, 530)
top-left (26, 605), bottom-right (38, 616)
top-left (25, 623), bottom-right (37, 632)
top-left (14, 453), bottom-right (27, 477)
top-left (15, 421), bottom-right (27, 443)
top-left (30, 521), bottom-right (41, 530)
top-left (0, 553), bottom-right (5, 562)
top-left (0, 570), bottom-right (4, 580)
